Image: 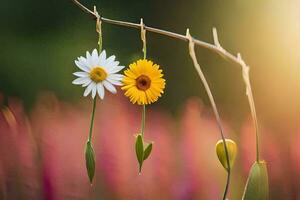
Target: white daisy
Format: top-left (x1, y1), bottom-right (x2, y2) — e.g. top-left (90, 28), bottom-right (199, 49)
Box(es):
top-left (72, 49), bottom-right (124, 99)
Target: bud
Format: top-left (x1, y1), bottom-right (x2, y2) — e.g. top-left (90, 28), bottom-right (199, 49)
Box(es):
top-left (85, 141), bottom-right (95, 184)
top-left (216, 139), bottom-right (237, 171)
top-left (242, 161), bottom-right (269, 200)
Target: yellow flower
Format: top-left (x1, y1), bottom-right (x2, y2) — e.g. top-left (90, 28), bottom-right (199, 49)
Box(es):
top-left (122, 59), bottom-right (166, 105)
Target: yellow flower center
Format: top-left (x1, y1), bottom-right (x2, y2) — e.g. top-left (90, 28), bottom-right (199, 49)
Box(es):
top-left (90, 67), bottom-right (107, 83)
top-left (136, 75), bottom-right (151, 91)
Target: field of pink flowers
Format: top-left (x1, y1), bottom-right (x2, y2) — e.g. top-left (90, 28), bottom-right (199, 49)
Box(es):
top-left (0, 92), bottom-right (299, 200)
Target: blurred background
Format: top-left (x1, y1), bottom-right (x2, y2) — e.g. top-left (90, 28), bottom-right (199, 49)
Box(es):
top-left (0, 0), bottom-right (300, 199)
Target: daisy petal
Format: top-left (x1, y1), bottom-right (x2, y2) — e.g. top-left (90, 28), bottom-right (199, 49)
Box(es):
top-left (82, 79), bottom-right (92, 87)
top-left (91, 49), bottom-right (99, 66)
top-left (86, 51), bottom-right (93, 66)
top-left (107, 78), bottom-right (123, 86)
top-left (105, 55), bottom-right (116, 66)
top-left (108, 61), bottom-right (120, 68)
top-left (108, 74), bottom-right (124, 81)
top-left (97, 83), bottom-right (105, 99)
top-left (73, 72), bottom-right (89, 77)
top-left (109, 65), bottom-right (125, 74)
top-left (102, 61), bottom-right (119, 72)
top-left (92, 86), bottom-right (97, 99)
top-left (78, 57), bottom-right (91, 69)
top-left (72, 77), bottom-right (89, 85)
top-left (75, 60), bottom-right (89, 72)
top-left (99, 50), bottom-right (106, 65)
top-left (103, 80), bottom-right (117, 94)
top-left (84, 82), bottom-right (95, 97)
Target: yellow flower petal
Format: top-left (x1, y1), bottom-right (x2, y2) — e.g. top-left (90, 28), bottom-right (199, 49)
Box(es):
top-left (122, 59), bottom-right (166, 105)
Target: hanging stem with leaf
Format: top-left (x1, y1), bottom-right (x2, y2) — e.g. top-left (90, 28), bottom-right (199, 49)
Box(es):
top-left (135, 19), bottom-right (154, 174)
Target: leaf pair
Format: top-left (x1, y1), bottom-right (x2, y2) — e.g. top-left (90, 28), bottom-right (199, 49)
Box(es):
top-left (85, 141), bottom-right (96, 184)
top-left (135, 134), bottom-right (153, 173)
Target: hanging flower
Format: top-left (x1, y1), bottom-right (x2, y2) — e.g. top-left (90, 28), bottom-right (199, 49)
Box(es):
top-left (122, 59), bottom-right (166, 105)
top-left (72, 49), bottom-right (124, 99)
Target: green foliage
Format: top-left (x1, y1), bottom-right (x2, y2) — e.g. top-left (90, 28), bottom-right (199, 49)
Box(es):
top-left (143, 142), bottom-right (153, 161)
top-left (135, 134), bottom-right (153, 173)
top-left (135, 134), bottom-right (144, 172)
top-left (85, 141), bottom-right (95, 184)
top-left (242, 161), bottom-right (269, 200)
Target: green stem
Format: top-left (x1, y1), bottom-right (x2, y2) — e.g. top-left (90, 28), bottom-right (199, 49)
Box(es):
top-left (95, 13), bottom-right (102, 53)
top-left (223, 167), bottom-right (231, 200)
top-left (98, 30), bottom-right (102, 52)
top-left (143, 44), bottom-right (146, 59)
top-left (141, 105), bottom-right (146, 136)
top-left (88, 97), bottom-right (97, 142)
top-left (140, 23), bottom-right (147, 136)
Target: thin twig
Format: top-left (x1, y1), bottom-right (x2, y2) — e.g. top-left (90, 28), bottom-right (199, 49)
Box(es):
top-left (71, 0), bottom-right (96, 18)
top-left (140, 18), bottom-right (147, 59)
top-left (212, 27), bottom-right (221, 48)
top-left (94, 6), bottom-right (102, 52)
top-left (186, 29), bottom-right (231, 200)
top-left (237, 53), bottom-right (260, 161)
top-left (71, 0), bottom-right (248, 67)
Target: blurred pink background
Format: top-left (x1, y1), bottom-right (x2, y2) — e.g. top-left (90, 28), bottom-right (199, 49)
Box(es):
top-left (0, 92), bottom-right (299, 200)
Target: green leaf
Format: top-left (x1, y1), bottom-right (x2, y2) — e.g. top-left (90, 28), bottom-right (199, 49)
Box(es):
top-left (135, 134), bottom-right (144, 173)
top-left (85, 141), bottom-right (95, 184)
top-left (143, 142), bottom-right (153, 161)
top-left (242, 161), bottom-right (269, 200)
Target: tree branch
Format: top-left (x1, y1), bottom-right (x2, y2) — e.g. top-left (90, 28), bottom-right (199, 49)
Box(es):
top-left (71, 0), bottom-right (226, 59)
top-left (71, 0), bottom-right (261, 161)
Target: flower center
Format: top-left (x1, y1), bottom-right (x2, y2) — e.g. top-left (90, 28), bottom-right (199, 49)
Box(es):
top-left (136, 75), bottom-right (151, 91)
top-left (90, 67), bottom-right (107, 83)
